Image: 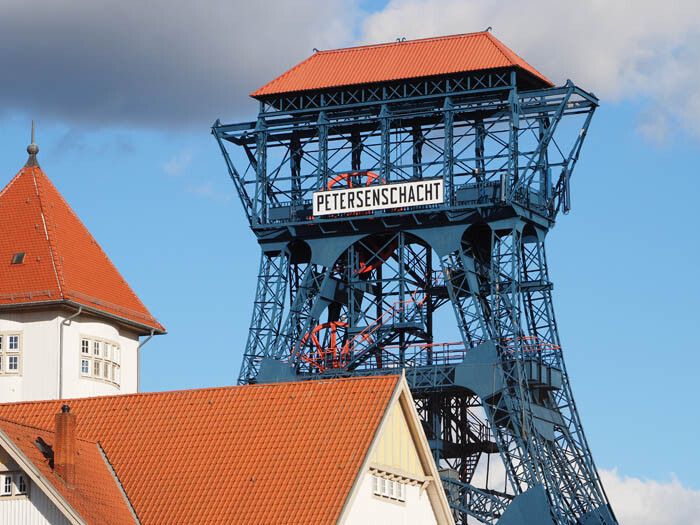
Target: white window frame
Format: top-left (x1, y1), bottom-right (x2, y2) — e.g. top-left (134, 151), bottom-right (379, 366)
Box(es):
top-left (79, 336), bottom-right (121, 387)
top-left (0, 472), bottom-right (30, 498)
top-left (371, 472), bottom-right (409, 503)
top-left (16, 475), bottom-right (27, 495)
top-left (2, 475), bottom-right (11, 496)
top-left (0, 332), bottom-right (22, 376)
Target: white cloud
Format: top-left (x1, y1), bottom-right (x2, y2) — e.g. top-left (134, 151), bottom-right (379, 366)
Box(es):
top-left (163, 149), bottom-right (193, 177)
top-left (601, 468), bottom-right (700, 524)
top-left (359, 0), bottom-right (700, 142)
top-left (184, 181), bottom-right (232, 203)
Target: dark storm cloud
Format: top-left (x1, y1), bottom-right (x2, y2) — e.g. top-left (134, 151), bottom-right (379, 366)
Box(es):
top-left (0, 0), bottom-right (358, 128)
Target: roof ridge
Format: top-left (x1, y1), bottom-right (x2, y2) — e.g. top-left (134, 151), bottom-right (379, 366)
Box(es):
top-left (316, 31), bottom-right (488, 55)
top-left (0, 374), bottom-right (401, 408)
top-left (0, 416), bottom-right (98, 445)
top-left (32, 168), bottom-right (66, 298)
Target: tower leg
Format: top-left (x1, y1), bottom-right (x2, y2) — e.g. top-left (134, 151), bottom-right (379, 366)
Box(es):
top-left (238, 251), bottom-right (288, 384)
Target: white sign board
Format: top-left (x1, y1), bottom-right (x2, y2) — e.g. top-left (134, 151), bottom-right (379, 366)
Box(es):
top-left (313, 178), bottom-right (443, 217)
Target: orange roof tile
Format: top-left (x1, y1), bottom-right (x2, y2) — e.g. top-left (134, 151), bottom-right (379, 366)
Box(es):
top-left (0, 418), bottom-right (136, 524)
top-left (0, 163), bottom-right (164, 333)
top-left (0, 375), bottom-right (400, 524)
top-left (252, 31), bottom-right (552, 97)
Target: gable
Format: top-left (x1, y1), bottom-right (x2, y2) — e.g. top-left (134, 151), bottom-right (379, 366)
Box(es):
top-left (370, 397), bottom-right (425, 479)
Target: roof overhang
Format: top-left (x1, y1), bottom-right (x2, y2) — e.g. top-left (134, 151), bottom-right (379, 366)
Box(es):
top-left (0, 299), bottom-right (166, 336)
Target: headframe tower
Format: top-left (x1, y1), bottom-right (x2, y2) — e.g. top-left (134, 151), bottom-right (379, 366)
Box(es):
top-left (213, 32), bottom-right (616, 524)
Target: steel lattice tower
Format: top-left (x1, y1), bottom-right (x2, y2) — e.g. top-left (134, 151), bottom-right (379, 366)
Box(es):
top-left (213, 33), bottom-right (616, 524)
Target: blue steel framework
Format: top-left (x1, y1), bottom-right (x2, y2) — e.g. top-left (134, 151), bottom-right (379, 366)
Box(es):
top-left (213, 66), bottom-right (616, 524)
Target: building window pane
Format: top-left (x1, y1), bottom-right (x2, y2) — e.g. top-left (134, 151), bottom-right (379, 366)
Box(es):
top-left (2, 476), bottom-right (11, 495)
top-left (114, 347), bottom-right (120, 365)
top-left (81, 339), bottom-right (89, 354)
top-left (0, 335), bottom-right (3, 350)
top-left (93, 341), bottom-right (100, 356)
top-left (93, 361), bottom-right (100, 377)
top-left (81, 360), bottom-right (90, 376)
top-left (8, 335), bottom-right (19, 352)
top-left (8, 356), bottom-right (18, 372)
top-left (114, 366), bottom-right (120, 384)
top-left (17, 476), bottom-right (26, 495)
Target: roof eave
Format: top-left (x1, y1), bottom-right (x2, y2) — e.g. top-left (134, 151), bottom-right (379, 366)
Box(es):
top-left (250, 65), bottom-right (552, 101)
top-left (0, 299), bottom-right (166, 336)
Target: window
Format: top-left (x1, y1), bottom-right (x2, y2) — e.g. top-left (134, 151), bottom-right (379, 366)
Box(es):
top-left (80, 336), bottom-right (121, 387)
top-left (371, 474), bottom-right (407, 502)
top-left (0, 332), bottom-right (21, 376)
top-left (11, 252), bottom-right (25, 264)
top-left (0, 473), bottom-right (29, 497)
top-left (2, 476), bottom-right (11, 495)
top-left (17, 476), bottom-right (26, 495)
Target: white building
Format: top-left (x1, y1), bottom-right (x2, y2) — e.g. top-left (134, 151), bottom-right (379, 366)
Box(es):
top-left (0, 138), bottom-right (165, 402)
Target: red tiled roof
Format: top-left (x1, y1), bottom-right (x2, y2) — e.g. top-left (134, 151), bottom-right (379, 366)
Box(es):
top-left (0, 375), bottom-right (400, 524)
top-left (0, 418), bottom-right (136, 524)
top-left (0, 164), bottom-right (164, 333)
top-left (252, 31), bottom-right (552, 97)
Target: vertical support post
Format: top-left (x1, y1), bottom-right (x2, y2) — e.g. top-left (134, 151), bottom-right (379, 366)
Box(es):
top-left (443, 97), bottom-right (454, 204)
top-left (507, 71), bottom-right (520, 198)
top-left (380, 104), bottom-right (391, 182)
top-left (317, 111), bottom-right (328, 190)
top-left (254, 117), bottom-right (267, 224)
top-left (412, 125), bottom-right (423, 179)
top-left (290, 132), bottom-right (303, 205)
top-left (351, 130), bottom-right (362, 171)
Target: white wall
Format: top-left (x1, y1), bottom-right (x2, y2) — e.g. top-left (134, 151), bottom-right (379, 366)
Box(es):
top-left (342, 472), bottom-right (438, 525)
top-left (0, 481), bottom-right (71, 525)
top-left (0, 307), bottom-right (140, 403)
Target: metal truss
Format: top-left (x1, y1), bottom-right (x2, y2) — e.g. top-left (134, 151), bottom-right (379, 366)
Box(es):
top-left (216, 67), bottom-right (615, 524)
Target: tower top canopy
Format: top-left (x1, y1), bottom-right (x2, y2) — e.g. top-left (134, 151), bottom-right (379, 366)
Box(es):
top-left (251, 31), bottom-right (553, 98)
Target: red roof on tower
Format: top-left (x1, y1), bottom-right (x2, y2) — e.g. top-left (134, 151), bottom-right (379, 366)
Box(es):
top-left (0, 140), bottom-right (164, 334)
top-left (251, 31), bottom-right (553, 98)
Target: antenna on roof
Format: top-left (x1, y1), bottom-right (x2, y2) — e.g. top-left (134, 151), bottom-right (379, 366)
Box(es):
top-left (25, 120), bottom-right (40, 168)
top-left (396, 37), bottom-right (406, 42)
top-left (485, 26), bottom-right (493, 32)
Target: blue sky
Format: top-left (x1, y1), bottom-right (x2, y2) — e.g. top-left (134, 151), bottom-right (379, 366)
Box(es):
top-left (2, 1), bottom-right (699, 521)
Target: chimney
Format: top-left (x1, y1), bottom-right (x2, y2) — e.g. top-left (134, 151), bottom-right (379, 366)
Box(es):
top-left (54, 405), bottom-right (76, 485)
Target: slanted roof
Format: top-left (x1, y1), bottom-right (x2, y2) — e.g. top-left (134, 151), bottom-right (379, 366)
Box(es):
top-left (252, 31), bottom-right (552, 98)
top-left (0, 161), bottom-right (164, 334)
top-left (0, 375), bottom-right (401, 524)
top-left (0, 418), bottom-right (136, 525)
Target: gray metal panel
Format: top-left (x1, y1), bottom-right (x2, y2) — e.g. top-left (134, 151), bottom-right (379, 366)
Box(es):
top-left (496, 485), bottom-right (554, 525)
top-left (453, 341), bottom-right (503, 399)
